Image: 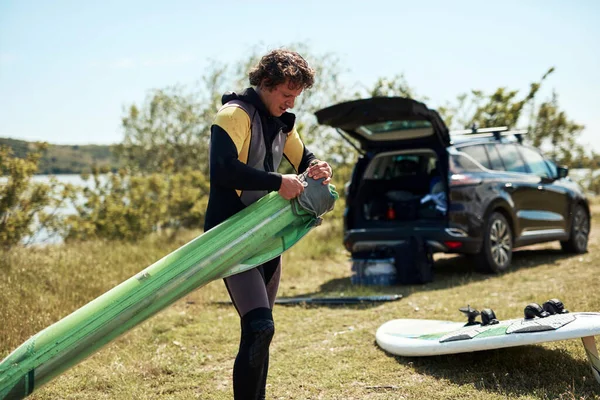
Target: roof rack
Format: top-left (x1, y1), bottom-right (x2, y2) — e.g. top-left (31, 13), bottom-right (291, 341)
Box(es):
top-left (449, 125), bottom-right (528, 144)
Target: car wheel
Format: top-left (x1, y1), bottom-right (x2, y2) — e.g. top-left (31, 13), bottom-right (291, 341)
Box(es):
top-left (560, 205), bottom-right (589, 254)
top-left (476, 212), bottom-right (513, 274)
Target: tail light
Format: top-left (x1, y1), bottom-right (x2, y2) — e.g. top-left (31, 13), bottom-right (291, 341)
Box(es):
top-left (450, 173), bottom-right (482, 187)
top-left (386, 204), bottom-right (396, 220)
top-left (444, 241), bottom-right (463, 249)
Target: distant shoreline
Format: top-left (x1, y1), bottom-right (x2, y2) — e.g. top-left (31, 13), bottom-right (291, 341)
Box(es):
top-left (1, 137), bottom-right (119, 175)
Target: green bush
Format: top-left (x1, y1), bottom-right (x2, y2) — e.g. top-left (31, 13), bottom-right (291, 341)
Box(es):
top-left (0, 144), bottom-right (66, 249)
top-left (61, 166), bottom-right (209, 242)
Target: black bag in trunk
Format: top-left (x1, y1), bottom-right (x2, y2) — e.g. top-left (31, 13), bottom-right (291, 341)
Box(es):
top-left (394, 237), bottom-right (434, 284)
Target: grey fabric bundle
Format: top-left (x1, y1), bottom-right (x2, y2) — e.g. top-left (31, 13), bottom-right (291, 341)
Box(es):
top-left (296, 174), bottom-right (337, 218)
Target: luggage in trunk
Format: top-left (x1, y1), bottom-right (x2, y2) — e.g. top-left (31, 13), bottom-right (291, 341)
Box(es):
top-left (357, 150), bottom-right (447, 223)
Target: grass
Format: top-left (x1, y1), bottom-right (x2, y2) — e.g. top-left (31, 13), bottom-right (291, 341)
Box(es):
top-left (2, 209), bottom-right (600, 399)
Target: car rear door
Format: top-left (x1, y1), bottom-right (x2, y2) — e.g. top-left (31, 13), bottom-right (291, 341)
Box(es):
top-left (494, 143), bottom-right (544, 236)
top-left (314, 97), bottom-right (451, 153)
top-left (518, 146), bottom-right (569, 233)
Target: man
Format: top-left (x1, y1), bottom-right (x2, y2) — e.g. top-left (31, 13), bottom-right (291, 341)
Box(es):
top-left (204, 49), bottom-right (332, 400)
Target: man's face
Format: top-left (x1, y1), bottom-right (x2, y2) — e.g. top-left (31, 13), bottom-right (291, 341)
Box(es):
top-left (259, 81), bottom-right (303, 117)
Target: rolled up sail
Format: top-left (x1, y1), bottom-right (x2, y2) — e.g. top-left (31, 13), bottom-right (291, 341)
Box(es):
top-left (0, 177), bottom-right (337, 399)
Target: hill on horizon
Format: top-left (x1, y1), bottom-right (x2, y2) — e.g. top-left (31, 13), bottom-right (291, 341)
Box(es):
top-left (0, 137), bottom-right (119, 175)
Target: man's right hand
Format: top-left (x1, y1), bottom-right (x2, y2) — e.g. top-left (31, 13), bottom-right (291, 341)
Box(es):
top-left (278, 174), bottom-right (305, 200)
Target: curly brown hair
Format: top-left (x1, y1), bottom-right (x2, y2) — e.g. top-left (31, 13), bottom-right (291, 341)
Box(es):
top-left (249, 49), bottom-right (315, 91)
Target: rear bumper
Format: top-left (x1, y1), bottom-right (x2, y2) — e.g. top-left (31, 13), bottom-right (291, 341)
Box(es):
top-left (344, 227), bottom-right (482, 255)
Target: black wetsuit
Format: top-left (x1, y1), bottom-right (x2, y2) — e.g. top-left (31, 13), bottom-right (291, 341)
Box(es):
top-left (204, 88), bottom-right (315, 400)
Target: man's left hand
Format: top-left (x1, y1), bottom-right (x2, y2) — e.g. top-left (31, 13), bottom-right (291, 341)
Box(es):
top-left (307, 160), bottom-right (333, 185)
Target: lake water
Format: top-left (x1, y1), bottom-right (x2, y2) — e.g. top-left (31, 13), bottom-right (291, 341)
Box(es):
top-left (11, 174), bottom-right (109, 245)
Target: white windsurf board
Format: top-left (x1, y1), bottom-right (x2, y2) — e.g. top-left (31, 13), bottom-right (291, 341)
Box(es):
top-left (376, 312), bottom-right (600, 384)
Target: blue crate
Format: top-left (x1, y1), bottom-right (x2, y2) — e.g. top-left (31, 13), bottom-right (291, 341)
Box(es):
top-left (351, 258), bottom-right (397, 286)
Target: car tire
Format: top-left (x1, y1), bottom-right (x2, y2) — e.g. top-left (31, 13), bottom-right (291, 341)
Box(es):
top-left (475, 212), bottom-right (513, 274)
top-left (560, 205), bottom-right (589, 254)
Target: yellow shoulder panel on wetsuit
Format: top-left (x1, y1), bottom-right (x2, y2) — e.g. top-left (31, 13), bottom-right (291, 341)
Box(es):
top-left (213, 105), bottom-right (251, 164)
top-left (283, 126), bottom-right (305, 173)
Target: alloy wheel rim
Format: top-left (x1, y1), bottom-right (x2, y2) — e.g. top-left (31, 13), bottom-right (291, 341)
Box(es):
top-left (490, 219), bottom-right (511, 267)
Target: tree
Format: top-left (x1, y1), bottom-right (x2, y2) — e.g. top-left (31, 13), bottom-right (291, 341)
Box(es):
top-left (115, 63), bottom-right (229, 175)
top-left (436, 67), bottom-right (591, 170)
top-left (530, 91), bottom-right (585, 166)
top-left (367, 73), bottom-right (424, 100)
top-left (0, 144), bottom-right (68, 249)
top-left (439, 68), bottom-right (555, 131)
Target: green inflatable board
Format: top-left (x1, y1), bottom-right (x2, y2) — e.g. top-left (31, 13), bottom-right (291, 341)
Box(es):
top-left (0, 177), bottom-right (337, 399)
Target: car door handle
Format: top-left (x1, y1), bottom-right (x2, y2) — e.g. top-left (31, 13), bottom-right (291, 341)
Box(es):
top-left (504, 183), bottom-right (515, 192)
top-left (537, 185), bottom-right (545, 191)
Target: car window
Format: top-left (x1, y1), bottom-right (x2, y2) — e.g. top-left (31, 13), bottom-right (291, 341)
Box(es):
top-left (367, 153), bottom-right (433, 180)
top-left (460, 145), bottom-right (491, 169)
top-left (484, 144), bottom-right (505, 170)
top-left (449, 153), bottom-right (485, 173)
top-left (545, 160), bottom-right (558, 178)
top-left (497, 144), bottom-right (527, 173)
top-left (390, 155), bottom-right (421, 176)
top-left (519, 146), bottom-right (552, 178)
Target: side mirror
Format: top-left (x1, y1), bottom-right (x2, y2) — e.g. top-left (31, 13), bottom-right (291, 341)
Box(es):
top-left (557, 166), bottom-right (569, 179)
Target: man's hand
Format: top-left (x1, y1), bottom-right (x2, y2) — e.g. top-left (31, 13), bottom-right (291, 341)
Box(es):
top-left (307, 160), bottom-right (333, 185)
top-left (279, 174), bottom-right (305, 200)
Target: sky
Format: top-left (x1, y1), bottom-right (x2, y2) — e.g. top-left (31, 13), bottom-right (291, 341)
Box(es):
top-left (1, 0), bottom-right (599, 151)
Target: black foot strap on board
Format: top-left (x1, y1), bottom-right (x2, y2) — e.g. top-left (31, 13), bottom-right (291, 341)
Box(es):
top-left (543, 298), bottom-right (569, 315)
top-left (459, 306), bottom-right (499, 327)
top-left (459, 305), bottom-right (481, 326)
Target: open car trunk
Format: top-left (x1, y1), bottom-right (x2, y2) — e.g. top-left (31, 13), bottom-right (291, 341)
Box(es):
top-left (315, 96), bottom-right (451, 229)
top-left (342, 148), bottom-right (450, 257)
top-left (315, 97), bottom-right (452, 256)
top-left (355, 149), bottom-right (447, 226)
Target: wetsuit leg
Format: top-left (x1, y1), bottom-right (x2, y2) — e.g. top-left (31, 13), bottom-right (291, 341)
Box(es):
top-left (263, 257), bottom-right (281, 308)
top-left (257, 257), bottom-right (281, 399)
top-left (224, 257), bottom-right (281, 400)
top-left (224, 267), bottom-right (270, 317)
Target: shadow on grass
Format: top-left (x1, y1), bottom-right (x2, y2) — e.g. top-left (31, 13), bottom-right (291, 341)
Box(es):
top-left (382, 343), bottom-right (598, 397)
top-left (274, 247), bottom-right (581, 306)
top-left (211, 297), bottom-right (398, 310)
